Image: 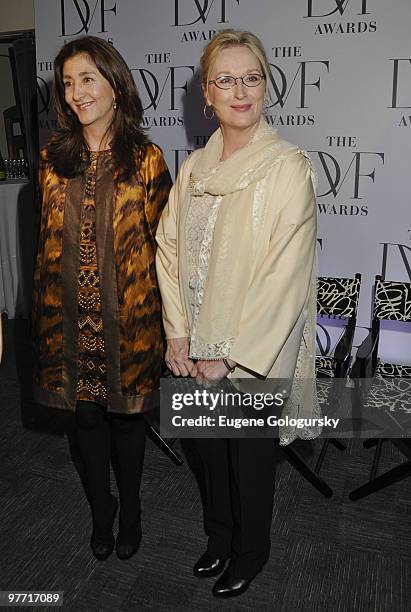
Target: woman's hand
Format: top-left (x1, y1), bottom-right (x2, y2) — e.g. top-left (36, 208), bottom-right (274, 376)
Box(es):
top-left (191, 359), bottom-right (237, 384)
top-left (165, 337), bottom-right (195, 377)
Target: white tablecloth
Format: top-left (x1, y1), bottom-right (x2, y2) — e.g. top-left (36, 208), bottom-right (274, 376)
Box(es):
top-left (0, 180), bottom-right (37, 318)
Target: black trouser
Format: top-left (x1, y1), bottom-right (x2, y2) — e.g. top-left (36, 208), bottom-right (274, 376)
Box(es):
top-left (184, 437), bottom-right (277, 579)
top-left (75, 400), bottom-right (146, 531)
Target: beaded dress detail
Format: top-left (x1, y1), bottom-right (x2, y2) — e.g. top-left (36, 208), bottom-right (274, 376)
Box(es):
top-left (76, 151), bottom-right (108, 404)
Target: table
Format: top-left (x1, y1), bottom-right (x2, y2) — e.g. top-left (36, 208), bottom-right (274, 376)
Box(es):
top-left (0, 180), bottom-right (37, 318)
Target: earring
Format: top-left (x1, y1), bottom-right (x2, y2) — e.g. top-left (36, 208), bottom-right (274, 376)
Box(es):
top-left (113, 100), bottom-right (117, 110)
top-left (203, 104), bottom-right (214, 119)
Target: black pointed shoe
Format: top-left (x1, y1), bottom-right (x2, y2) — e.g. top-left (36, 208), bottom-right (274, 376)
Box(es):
top-left (212, 569), bottom-right (252, 598)
top-left (90, 497), bottom-right (118, 561)
top-left (193, 552), bottom-right (229, 578)
top-left (116, 522), bottom-right (142, 560)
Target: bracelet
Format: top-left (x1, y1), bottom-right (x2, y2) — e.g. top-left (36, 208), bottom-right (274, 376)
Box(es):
top-left (222, 358), bottom-right (236, 374)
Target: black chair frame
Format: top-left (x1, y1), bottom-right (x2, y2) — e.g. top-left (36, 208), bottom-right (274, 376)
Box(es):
top-left (349, 274), bottom-right (411, 500)
top-left (280, 274), bottom-right (362, 498)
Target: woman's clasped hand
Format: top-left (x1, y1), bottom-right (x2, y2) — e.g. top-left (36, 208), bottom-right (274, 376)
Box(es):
top-left (165, 337), bottom-right (236, 383)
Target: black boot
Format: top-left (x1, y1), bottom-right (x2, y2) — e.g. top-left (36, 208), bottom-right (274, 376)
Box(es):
top-left (116, 517), bottom-right (142, 560)
top-left (110, 413), bottom-right (146, 561)
top-left (90, 495), bottom-right (118, 560)
top-left (75, 402), bottom-right (114, 561)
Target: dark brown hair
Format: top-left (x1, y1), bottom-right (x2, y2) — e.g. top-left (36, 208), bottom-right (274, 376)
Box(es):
top-left (48, 36), bottom-right (147, 179)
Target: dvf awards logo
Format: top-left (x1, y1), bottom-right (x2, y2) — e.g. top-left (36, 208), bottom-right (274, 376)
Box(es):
top-left (305, 0), bottom-right (371, 17)
top-left (265, 49), bottom-right (330, 127)
top-left (268, 60), bottom-right (330, 108)
top-left (304, 0), bottom-right (376, 35)
top-left (133, 65), bottom-right (195, 114)
top-left (172, 0), bottom-right (240, 26)
top-left (380, 243), bottom-right (411, 283)
top-left (37, 76), bottom-right (51, 116)
top-left (59, 0), bottom-right (117, 36)
top-left (389, 59), bottom-right (411, 126)
top-left (309, 148), bottom-right (385, 216)
top-left (37, 74), bottom-right (58, 136)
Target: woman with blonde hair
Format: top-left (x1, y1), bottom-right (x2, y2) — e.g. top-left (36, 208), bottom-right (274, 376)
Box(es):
top-left (156, 29), bottom-right (319, 597)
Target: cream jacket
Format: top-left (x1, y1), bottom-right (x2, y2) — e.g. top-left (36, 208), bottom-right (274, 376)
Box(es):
top-left (156, 121), bottom-right (320, 444)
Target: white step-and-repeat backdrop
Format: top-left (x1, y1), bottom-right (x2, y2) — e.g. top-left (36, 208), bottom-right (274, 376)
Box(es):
top-left (34, 0), bottom-right (411, 363)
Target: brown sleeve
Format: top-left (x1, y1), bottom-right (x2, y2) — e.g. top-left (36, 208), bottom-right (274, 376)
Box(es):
top-left (140, 143), bottom-right (173, 241)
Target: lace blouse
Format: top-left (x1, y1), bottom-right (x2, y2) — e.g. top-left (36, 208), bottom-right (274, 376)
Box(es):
top-left (185, 192), bottom-right (223, 345)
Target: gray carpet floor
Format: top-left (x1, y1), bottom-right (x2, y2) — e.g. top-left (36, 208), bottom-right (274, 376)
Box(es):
top-left (0, 317), bottom-right (409, 612)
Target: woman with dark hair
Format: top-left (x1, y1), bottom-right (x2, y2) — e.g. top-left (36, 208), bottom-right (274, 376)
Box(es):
top-left (33, 36), bottom-right (172, 561)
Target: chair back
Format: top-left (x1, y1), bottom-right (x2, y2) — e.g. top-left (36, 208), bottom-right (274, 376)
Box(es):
top-left (373, 276), bottom-right (411, 322)
top-left (317, 274), bottom-right (361, 321)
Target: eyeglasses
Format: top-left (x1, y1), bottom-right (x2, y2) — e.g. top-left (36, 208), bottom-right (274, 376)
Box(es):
top-left (208, 74), bottom-right (266, 90)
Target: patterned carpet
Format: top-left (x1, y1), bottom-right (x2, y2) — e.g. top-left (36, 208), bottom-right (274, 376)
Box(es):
top-left (0, 317), bottom-right (409, 612)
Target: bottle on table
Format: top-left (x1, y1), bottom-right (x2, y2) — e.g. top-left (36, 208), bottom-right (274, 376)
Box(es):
top-left (0, 153), bottom-right (6, 181)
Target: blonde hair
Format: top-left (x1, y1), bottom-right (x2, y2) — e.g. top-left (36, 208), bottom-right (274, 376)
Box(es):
top-left (200, 29), bottom-right (270, 91)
